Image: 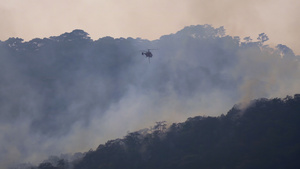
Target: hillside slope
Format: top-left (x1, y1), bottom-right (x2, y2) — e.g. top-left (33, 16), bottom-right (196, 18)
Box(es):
top-left (2, 25), bottom-right (300, 168)
top-left (31, 95), bottom-right (300, 169)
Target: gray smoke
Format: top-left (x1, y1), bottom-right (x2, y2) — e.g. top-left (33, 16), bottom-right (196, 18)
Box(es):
top-left (0, 25), bottom-right (299, 168)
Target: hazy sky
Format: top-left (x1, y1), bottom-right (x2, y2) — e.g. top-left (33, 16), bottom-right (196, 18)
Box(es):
top-left (1, 0), bottom-right (299, 53)
top-left (1, 2), bottom-right (300, 167)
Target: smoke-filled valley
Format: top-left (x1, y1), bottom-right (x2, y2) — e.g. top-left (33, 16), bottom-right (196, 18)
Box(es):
top-left (0, 25), bottom-right (299, 168)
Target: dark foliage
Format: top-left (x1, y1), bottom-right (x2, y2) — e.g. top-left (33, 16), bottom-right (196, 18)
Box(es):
top-left (34, 95), bottom-right (300, 169)
top-left (3, 25), bottom-right (300, 169)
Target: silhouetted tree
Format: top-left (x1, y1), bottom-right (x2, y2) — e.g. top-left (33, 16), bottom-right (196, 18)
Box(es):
top-left (257, 33), bottom-right (269, 44)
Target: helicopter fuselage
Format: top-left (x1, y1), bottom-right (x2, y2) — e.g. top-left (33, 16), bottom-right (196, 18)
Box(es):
top-left (142, 51), bottom-right (153, 58)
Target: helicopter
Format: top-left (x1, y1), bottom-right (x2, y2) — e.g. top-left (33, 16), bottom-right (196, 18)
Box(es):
top-left (141, 49), bottom-right (157, 63)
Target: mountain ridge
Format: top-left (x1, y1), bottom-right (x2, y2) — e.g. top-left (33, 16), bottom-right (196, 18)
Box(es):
top-left (22, 94), bottom-right (300, 169)
top-left (1, 24), bottom-right (300, 168)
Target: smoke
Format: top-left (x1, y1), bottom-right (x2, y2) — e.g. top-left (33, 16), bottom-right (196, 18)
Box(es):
top-left (186, 0), bottom-right (300, 54)
top-left (1, 0), bottom-right (299, 55)
top-left (0, 7), bottom-right (15, 41)
top-left (0, 25), bottom-right (299, 168)
top-left (233, 43), bottom-right (300, 108)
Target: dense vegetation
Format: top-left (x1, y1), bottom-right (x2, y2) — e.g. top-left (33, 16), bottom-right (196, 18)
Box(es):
top-left (2, 25), bottom-right (299, 168)
top-left (28, 95), bottom-right (300, 169)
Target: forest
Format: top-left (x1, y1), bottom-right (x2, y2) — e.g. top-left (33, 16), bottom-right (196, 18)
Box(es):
top-left (25, 95), bottom-right (300, 169)
top-left (1, 25), bottom-right (299, 168)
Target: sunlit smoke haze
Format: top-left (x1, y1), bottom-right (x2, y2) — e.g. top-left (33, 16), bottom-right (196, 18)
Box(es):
top-left (0, 1), bottom-right (299, 168)
top-left (0, 0), bottom-right (299, 54)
